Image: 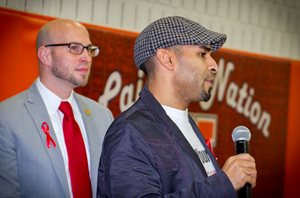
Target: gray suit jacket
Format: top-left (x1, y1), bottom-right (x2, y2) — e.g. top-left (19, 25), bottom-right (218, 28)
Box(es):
top-left (0, 83), bottom-right (114, 198)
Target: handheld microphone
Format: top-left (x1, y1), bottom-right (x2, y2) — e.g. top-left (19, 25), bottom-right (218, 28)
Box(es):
top-left (232, 126), bottom-right (252, 198)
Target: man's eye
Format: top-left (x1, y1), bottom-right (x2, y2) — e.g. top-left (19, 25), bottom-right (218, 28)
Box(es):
top-left (70, 45), bottom-right (82, 51)
top-left (200, 53), bottom-right (206, 57)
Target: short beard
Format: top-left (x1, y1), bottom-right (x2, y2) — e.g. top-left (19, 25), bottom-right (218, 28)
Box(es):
top-left (52, 65), bottom-right (88, 88)
top-left (200, 87), bottom-right (212, 102)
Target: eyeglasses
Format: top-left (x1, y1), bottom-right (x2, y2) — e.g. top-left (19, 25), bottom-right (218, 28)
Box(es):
top-left (44, 42), bottom-right (99, 57)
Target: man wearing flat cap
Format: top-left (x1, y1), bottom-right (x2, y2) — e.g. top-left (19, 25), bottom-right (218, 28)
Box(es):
top-left (98, 16), bottom-right (257, 197)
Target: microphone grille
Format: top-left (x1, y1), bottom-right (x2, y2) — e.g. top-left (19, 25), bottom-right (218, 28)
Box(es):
top-left (232, 126), bottom-right (251, 142)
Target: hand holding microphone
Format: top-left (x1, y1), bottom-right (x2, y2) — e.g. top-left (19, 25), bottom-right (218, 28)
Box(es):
top-left (222, 126), bottom-right (257, 198)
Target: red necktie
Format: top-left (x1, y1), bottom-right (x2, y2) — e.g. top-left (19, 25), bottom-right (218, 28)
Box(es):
top-left (59, 101), bottom-right (92, 198)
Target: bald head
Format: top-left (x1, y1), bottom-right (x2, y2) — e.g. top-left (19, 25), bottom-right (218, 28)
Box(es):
top-left (36, 19), bottom-right (89, 51)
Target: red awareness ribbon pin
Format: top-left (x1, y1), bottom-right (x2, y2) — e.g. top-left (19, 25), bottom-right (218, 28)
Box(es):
top-left (41, 122), bottom-right (56, 148)
top-left (205, 139), bottom-right (217, 160)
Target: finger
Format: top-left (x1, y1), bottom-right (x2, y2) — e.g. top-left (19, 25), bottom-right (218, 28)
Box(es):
top-left (246, 174), bottom-right (257, 188)
top-left (223, 155), bottom-right (256, 171)
top-left (236, 159), bottom-right (256, 169)
top-left (243, 167), bottom-right (257, 187)
top-left (234, 153), bottom-right (255, 162)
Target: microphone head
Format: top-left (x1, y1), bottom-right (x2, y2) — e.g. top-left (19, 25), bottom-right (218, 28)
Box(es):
top-left (232, 126), bottom-right (251, 142)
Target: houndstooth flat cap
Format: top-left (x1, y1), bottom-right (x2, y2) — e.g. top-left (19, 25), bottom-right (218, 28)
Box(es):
top-left (134, 16), bottom-right (227, 69)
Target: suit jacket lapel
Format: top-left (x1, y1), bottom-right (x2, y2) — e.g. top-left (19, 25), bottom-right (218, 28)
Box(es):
top-left (24, 84), bottom-right (70, 197)
top-left (140, 87), bottom-right (207, 176)
top-left (170, 121), bottom-right (207, 175)
top-left (74, 94), bottom-right (100, 197)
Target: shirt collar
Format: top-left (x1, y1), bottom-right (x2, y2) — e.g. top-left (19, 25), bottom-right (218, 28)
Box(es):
top-left (140, 86), bottom-right (189, 123)
top-left (162, 105), bottom-right (189, 123)
top-left (36, 78), bottom-right (76, 116)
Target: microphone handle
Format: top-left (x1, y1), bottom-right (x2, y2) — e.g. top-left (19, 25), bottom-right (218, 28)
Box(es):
top-left (235, 140), bottom-right (249, 154)
top-left (238, 183), bottom-right (251, 198)
top-left (235, 140), bottom-right (251, 198)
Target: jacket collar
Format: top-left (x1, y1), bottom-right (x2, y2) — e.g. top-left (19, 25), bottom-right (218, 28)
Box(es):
top-left (139, 86), bottom-right (208, 174)
top-left (139, 86), bottom-right (169, 123)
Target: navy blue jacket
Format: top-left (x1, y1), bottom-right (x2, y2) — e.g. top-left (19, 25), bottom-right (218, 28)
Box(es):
top-left (98, 86), bottom-right (236, 197)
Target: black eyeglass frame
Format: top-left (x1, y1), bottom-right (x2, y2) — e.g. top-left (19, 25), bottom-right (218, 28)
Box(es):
top-left (44, 42), bottom-right (99, 57)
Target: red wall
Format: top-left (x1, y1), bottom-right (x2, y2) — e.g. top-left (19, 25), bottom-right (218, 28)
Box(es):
top-left (284, 61), bottom-right (300, 197)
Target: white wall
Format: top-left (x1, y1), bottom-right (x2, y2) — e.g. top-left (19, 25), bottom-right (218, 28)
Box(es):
top-left (1, 0), bottom-right (299, 60)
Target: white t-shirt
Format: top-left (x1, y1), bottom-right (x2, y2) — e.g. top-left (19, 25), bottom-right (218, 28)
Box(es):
top-left (162, 105), bottom-right (216, 177)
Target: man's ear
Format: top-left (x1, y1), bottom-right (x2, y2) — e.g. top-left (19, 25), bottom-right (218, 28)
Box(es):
top-left (37, 46), bottom-right (52, 66)
top-left (156, 48), bottom-right (175, 71)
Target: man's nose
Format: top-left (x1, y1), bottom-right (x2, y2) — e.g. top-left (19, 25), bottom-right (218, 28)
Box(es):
top-left (207, 55), bottom-right (218, 74)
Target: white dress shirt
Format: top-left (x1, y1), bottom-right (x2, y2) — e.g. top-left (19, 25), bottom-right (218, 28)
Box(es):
top-left (36, 78), bottom-right (91, 197)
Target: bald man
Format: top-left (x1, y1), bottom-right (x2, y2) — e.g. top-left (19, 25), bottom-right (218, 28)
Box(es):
top-left (0, 19), bottom-right (113, 198)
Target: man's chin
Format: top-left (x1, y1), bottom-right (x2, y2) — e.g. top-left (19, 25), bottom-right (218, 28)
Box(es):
top-left (200, 92), bottom-right (211, 102)
top-left (79, 81), bottom-right (88, 87)
top-left (71, 79), bottom-right (88, 88)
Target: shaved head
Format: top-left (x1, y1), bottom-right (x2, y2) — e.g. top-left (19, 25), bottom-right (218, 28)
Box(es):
top-left (36, 19), bottom-right (88, 51)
